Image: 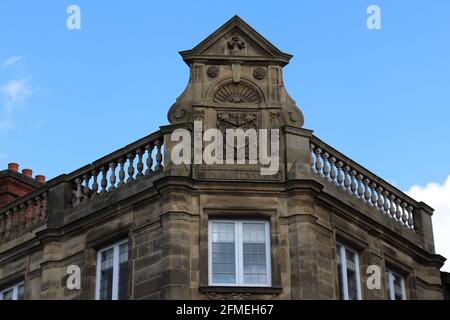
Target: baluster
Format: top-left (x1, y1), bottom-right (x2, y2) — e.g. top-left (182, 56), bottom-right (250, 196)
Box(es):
top-left (145, 144), bottom-right (154, 175)
top-left (395, 198), bottom-right (402, 223)
top-left (74, 178), bottom-right (82, 206)
top-left (91, 169), bottom-right (99, 197)
top-left (27, 200), bottom-right (34, 227)
top-left (127, 153), bottom-right (136, 183)
top-left (100, 167), bottom-right (108, 194)
top-left (370, 183), bottom-right (377, 207)
top-left (41, 193), bottom-right (48, 222)
top-left (322, 152), bottom-right (330, 178)
top-left (118, 158), bottom-right (126, 188)
top-left (314, 148), bottom-right (323, 175)
top-left (0, 215), bottom-right (4, 240)
top-left (34, 196), bottom-right (42, 223)
top-left (310, 144), bottom-right (316, 172)
top-left (350, 170), bottom-right (357, 196)
top-left (83, 174), bottom-right (91, 199)
top-left (401, 202), bottom-right (408, 225)
top-left (389, 194), bottom-right (397, 219)
top-left (364, 179), bottom-right (371, 203)
top-left (137, 149), bottom-right (144, 178)
top-left (357, 174), bottom-right (364, 199)
top-left (329, 157), bottom-right (337, 183)
top-left (20, 204), bottom-right (27, 230)
top-left (4, 210), bottom-right (11, 239)
top-left (344, 166), bottom-right (351, 193)
top-left (155, 140), bottom-right (163, 172)
top-left (383, 190), bottom-right (390, 215)
top-left (407, 206), bottom-right (414, 229)
top-left (376, 187), bottom-right (384, 210)
top-left (109, 161), bottom-right (117, 192)
top-left (336, 161), bottom-right (344, 189)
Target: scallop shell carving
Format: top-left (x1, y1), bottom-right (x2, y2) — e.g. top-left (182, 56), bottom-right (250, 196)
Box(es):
top-left (213, 82), bottom-right (261, 104)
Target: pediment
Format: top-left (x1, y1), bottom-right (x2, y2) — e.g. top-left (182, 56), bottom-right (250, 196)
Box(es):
top-left (180, 16), bottom-right (292, 65)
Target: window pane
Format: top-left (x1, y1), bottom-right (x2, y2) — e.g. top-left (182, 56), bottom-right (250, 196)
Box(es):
top-left (17, 284), bottom-right (24, 300)
top-left (336, 246), bottom-right (345, 300)
top-left (211, 222), bottom-right (236, 284)
top-left (118, 242), bottom-right (129, 300)
top-left (2, 288), bottom-right (13, 300)
top-left (393, 273), bottom-right (404, 300)
top-left (386, 272), bottom-right (392, 300)
top-left (242, 223), bottom-right (267, 284)
top-left (100, 248), bottom-right (114, 300)
top-left (345, 249), bottom-right (359, 300)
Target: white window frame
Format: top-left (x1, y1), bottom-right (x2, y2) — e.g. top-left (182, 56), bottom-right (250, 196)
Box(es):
top-left (95, 239), bottom-right (129, 300)
top-left (208, 219), bottom-right (271, 287)
top-left (386, 269), bottom-right (406, 300)
top-left (0, 282), bottom-right (24, 300)
top-left (336, 243), bottom-right (362, 300)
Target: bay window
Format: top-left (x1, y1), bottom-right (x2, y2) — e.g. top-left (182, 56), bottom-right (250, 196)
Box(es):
top-left (208, 220), bottom-right (271, 287)
top-left (385, 269), bottom-right (406, 300)
top-left (336, 243), bottom-right (361, 300)
top-left (95, 240), bottom-right (129, 300)
top-left (0, 282), bottom-right (24, 300)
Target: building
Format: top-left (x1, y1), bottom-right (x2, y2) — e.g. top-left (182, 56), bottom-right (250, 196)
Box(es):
top-left (0, 16), bottom-right (447, 300)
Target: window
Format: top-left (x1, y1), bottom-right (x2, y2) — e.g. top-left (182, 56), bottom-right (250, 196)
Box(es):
top-left (336, 243), bottom-right (361, 300)
top-left (96, 240), bottom-right (129, 300)
top-left (0, 282), bottom-right (24, 300)
top-left (208, 220), bottom-right (271, 287)
top-left (385, 269), bottom-right (406, 300)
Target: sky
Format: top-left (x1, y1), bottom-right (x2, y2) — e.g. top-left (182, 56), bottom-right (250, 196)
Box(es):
top-left (0, 1), bottom-right (449, 270)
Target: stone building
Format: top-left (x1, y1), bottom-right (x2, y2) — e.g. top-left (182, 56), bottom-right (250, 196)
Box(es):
top-left (0, 16), bottom-right (447, 300)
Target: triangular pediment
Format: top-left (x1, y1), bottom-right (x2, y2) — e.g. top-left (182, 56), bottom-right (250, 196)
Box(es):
top-left (180, 15), bottom-right (292, 65)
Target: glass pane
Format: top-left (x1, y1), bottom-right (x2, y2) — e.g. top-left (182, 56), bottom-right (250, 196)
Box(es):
top-left (336, 246), bottom-right (345, 300)
top-left (118, 242), bottom-right (129, 300)
top-left (345, 248), bottom-right (359, 300)
top-left (2, 288), bottom-right (13, 300)
top-left (100, 248), bottom-right (114, 300)
top-left (386, 272), bottom-right (393, 300)
top-left (242, 223), bottom-right (267, 284)
top-left (393, 273), bottom-right (404, 300)
top-left (211, 222), bottom-right (236, 284)
top-left (18, 284), bottom-right (24, 300)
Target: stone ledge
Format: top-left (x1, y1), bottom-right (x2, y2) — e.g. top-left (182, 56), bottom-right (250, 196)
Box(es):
top-left (199, 286), bottom-right (283, 295)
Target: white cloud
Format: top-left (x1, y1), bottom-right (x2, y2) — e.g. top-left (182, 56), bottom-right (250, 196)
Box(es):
top-left (407, 175), bottom-right (450, 272)
top-left (2, 56), bottom-right (22, 68)
top-left (0, 78), bottom-right (33, 132)
top-left (1, 56), bottom-right (22, 68)
top-left (1, 79), bottom-right (32, 102)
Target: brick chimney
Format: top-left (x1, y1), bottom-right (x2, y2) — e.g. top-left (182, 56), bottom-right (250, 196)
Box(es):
top-left (0, 163), bottom-right (45, 208)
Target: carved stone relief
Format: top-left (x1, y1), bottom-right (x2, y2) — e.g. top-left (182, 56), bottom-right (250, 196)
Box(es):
top-left (213, 82), bottom-right (261, 104)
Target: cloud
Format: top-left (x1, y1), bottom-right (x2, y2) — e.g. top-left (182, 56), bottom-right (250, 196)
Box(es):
top-left (1, 56), bottom-right (22, 68)
top-left (1, 79), bottom-right (32, 102)
top-left (407, 175), bottom-right (450, 272)
top-left (0, 78), bottom-right (33, 132)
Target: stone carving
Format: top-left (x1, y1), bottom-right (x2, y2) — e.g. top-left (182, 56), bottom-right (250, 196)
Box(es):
top-left (213, 82), bottom-right (261, 104)
top-left (168, 103), bottom-right (191, 124)
top-left (205, 292), bottom-right (252, 300)
top-left (227, 34), bottom-right (246, 53)
top-left (207, 66), bottom-right (219, 78)
top-left (217, 112), bottom-right (257, 130)
top-left (194, 110), bottom-right (205, 121)
top-left (217, 112), bottom-right (257, 161)
top-left (253, 67), bottom-right (266, 80)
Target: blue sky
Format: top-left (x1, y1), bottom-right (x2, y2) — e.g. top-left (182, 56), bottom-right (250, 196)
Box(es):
top-left (0, 1), bottom-right (449, 268)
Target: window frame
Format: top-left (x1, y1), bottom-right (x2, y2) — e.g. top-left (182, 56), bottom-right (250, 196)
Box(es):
top-left (385, 268), bottom-right (406, 300)
top-left (95, 239), bottom-right (129, 300)
top-left (0, 282), bottom-right (24, 300)
top-left (208, 219), bottom-right (271, 287)
top-left (336, 242), bottom-right (362, 300)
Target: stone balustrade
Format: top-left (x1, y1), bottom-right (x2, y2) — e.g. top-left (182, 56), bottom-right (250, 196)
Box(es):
top-left (69, 131), bottom-right (164, 208)
top-left (310, 137), bottom-right (416, 231)
top-left (0, 189), bottom-right (48, 242)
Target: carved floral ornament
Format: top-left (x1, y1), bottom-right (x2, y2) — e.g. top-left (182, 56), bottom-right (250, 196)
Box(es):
top-left (213, 82), bottom-right (261, 104)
